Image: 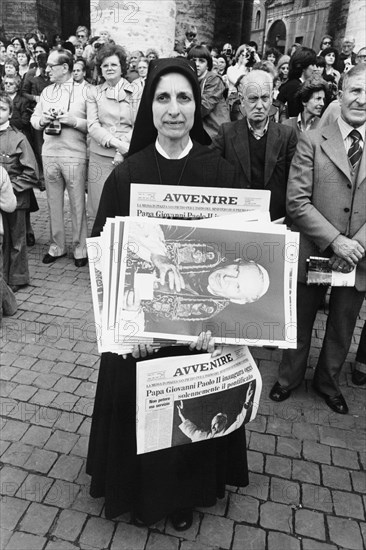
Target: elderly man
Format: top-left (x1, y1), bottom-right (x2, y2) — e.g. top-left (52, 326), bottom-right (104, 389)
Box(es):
top-left (211, 69), bottom-right (297, 220)
top-left (270, 64), bottom-right (366, 414)
top-left (338, 36), bottom-right (357, 72)
top-left (31, 48), bottom-right (88, 267)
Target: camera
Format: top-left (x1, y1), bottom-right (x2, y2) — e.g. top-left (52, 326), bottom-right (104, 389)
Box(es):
top-left (44, 120), bottom-right (62, 135)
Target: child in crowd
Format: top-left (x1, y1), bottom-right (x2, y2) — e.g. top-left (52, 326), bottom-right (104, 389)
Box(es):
top-left (0, 166), bottom-right (17, 324)
top-left (0, 92), bottom-right (39, 292)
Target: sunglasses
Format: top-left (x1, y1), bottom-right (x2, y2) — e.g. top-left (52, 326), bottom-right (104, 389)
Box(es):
top-left (323, 41), bottom-right (331, 45)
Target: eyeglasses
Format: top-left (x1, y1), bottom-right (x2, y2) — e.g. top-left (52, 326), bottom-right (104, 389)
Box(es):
top-left (46, 63), bottom-right (63, 69)
top-left (77, 34), bottom-right (86, 38)
top-left (323, 41), bottom-right (331, 45)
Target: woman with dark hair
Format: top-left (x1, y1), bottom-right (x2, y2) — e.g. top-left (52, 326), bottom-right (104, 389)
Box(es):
top-left (17, 49), bottom-right (31, 79)
top-left (187, 45), bottom-right (230, 138)
top-left (314, 55), bottom-right (326, 76)
top-left (264, 47), bottom-right (281, 66)
top-left (86, 57), bottom-right (248, 531)
top-left (283, 74), bottom-right (329, 136)
top-left (86, 43), bottom-right (139, 220)
top-left (11, 37), bottom-right (26, 53)
top-left (320, 47), bottom-right (341, 84)
top-left (277, 46), bottom-right (317, 117)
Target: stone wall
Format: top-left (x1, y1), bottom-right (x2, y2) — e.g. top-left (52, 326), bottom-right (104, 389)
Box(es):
top-left (345, 0), bottom-right (366, 51)
top-left (90, 0), bottom-right (176, 56)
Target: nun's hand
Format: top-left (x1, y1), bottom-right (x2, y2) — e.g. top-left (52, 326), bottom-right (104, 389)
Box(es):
top-left (189, 331), bottom-right (223, 357)
top-left (132, 344), bottom-right (155, 359)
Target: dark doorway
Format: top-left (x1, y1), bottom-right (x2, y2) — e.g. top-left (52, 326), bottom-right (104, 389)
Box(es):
top-left (266, 20), bottom-right (287, 53)
top-left (61, 0), bottom-right (90, 40)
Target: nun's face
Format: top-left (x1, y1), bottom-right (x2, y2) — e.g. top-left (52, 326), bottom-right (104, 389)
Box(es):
top-left (152, 72), bottom-right (196, 146)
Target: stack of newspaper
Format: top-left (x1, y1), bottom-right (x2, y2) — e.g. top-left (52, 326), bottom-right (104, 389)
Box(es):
top-left (88, 185), bottom-right (299, 355)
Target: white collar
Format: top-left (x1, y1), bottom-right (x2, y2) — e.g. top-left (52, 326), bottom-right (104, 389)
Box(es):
top-left (338, 116), bottom-right (366, 142)
top-left (0, 121), bottom-right (10, 131)
top-left (155, 137), bottom-right (193, 159)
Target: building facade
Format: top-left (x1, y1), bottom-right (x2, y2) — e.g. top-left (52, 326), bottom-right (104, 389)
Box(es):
top-left (1, 0), bottom-right (364, 55)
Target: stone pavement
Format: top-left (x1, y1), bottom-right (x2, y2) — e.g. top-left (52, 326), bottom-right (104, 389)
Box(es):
top-left (0, 190), bottom-right (365, 550)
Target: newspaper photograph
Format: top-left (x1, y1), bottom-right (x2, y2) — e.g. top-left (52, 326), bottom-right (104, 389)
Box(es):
top-left (130, 184), bottom-right (271, 219)
top-left (136, 345), bottom-right (262, 454)
top-left (113, 217), bottom-right (298, 348)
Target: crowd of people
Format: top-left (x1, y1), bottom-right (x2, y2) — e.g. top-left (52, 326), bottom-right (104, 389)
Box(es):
top-left (0, 20), bottom-right (365, 533)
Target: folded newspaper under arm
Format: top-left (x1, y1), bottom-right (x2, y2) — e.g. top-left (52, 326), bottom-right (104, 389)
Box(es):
top-left (306, 256), bottom-right (356, 286)
top-left (136, 345), bottom-right (262, 454)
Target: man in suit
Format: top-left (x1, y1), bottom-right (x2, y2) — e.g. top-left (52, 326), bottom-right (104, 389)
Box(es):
top-left (270, 64), bottom-right (366, 414)
top-left (211, 70), bottom-right (297, 220)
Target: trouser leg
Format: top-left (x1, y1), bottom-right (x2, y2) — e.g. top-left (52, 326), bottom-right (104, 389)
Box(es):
top-left (278, 283), bottom-right (327, 389)
top-left (43, 156), bottom-right (66, 257)
top-left (314, 287), bottom-right (366, 396)
top-left (61, 158), bottom-right (88, 259)
top-left (2, 209), bottom-right (29, 286)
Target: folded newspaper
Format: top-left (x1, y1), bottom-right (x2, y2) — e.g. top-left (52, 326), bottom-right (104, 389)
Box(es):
top-left (87, 185), bottom-right (299, 354)
top-left (306, 256), bottom-right (356, 286)
top-left (136, 345), bottom-right (262, 454)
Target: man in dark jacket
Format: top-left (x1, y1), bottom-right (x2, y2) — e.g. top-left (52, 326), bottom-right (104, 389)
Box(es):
top-left (211, 69), bottom-right (297, 221)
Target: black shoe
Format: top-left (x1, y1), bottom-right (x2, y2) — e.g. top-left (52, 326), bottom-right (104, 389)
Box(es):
top-left (26, 234), bottom-right (35, 246)
top-left (74, 257), bottom-right (88, 268)
top-left (352, 369), bottom-right (366, 386)
top-left (169, 509), bottom-right (193, 531)
top-left (269, 381), bottom-right (291, 402)
top-left (42, 253), bottom-right (66, 264)
top-left (312, 384), bottom-right (348, 414)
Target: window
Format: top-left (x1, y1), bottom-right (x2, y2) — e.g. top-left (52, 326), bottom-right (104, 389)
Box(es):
top-left (255, 10), bottom-right (261, 29)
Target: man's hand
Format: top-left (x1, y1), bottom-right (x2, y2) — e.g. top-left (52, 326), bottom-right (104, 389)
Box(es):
top-left (40, 111), bottom-right (54, 127)
top-left (189, 330), bottom-right (223, 357)
top-left (330, 235), bottom-right (365, 267)
top-left (328, 254), bottom-right (356, 273)
top-left (151, 254), bottom-right (185, 292)
top-left (58, 112), bottom-right (78, 127)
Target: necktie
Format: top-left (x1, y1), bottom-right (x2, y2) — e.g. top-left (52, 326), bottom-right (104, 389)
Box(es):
top-left (348, 129), bottom-right (362, 169)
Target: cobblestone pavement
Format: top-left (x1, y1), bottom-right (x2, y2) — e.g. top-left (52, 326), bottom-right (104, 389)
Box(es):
top-left (1, 190), bottom-right (365, 550)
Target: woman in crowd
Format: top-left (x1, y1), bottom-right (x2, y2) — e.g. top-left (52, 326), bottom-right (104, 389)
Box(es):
top-left (320, 46), bottom-right (341, 84)
top-left (216, 54), bottom-right (229, 88)
top-left (146, 48), bottom-right (159, 63)
top-left (86, 43), bottom-right (139, 219)
top-left (277, 46), bottom-right (317, 117)
top-left (134, 56), bottom-right (148, 105)
top-left (263, 47), bottom-right (281, 66)
top-left (276, 54), bottom-right (290, 85)
top-left (226, 44), bottom-right (251, 98)
top-left (17, 49), bottom-right (31, 79)
top-left (74, 40), bottom-right (85, 59)
top-left (6, 43), bottom-right (16, 58)
top-left (11, 37), bottom-right (26, 53)
top-left (314, 55), bottom-right (326, 76)
top-left (317, 34), bottom-right (333, 55)
top-left (3, 57), bottom-right (19, 79)
top-left (283, 74), bottom-right (328, 137)
top-left (87, 57), bottom-right (247, 530)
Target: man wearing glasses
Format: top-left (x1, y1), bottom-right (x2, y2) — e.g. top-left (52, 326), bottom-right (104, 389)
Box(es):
top-left (31, 48), bottom-right (88, 267)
